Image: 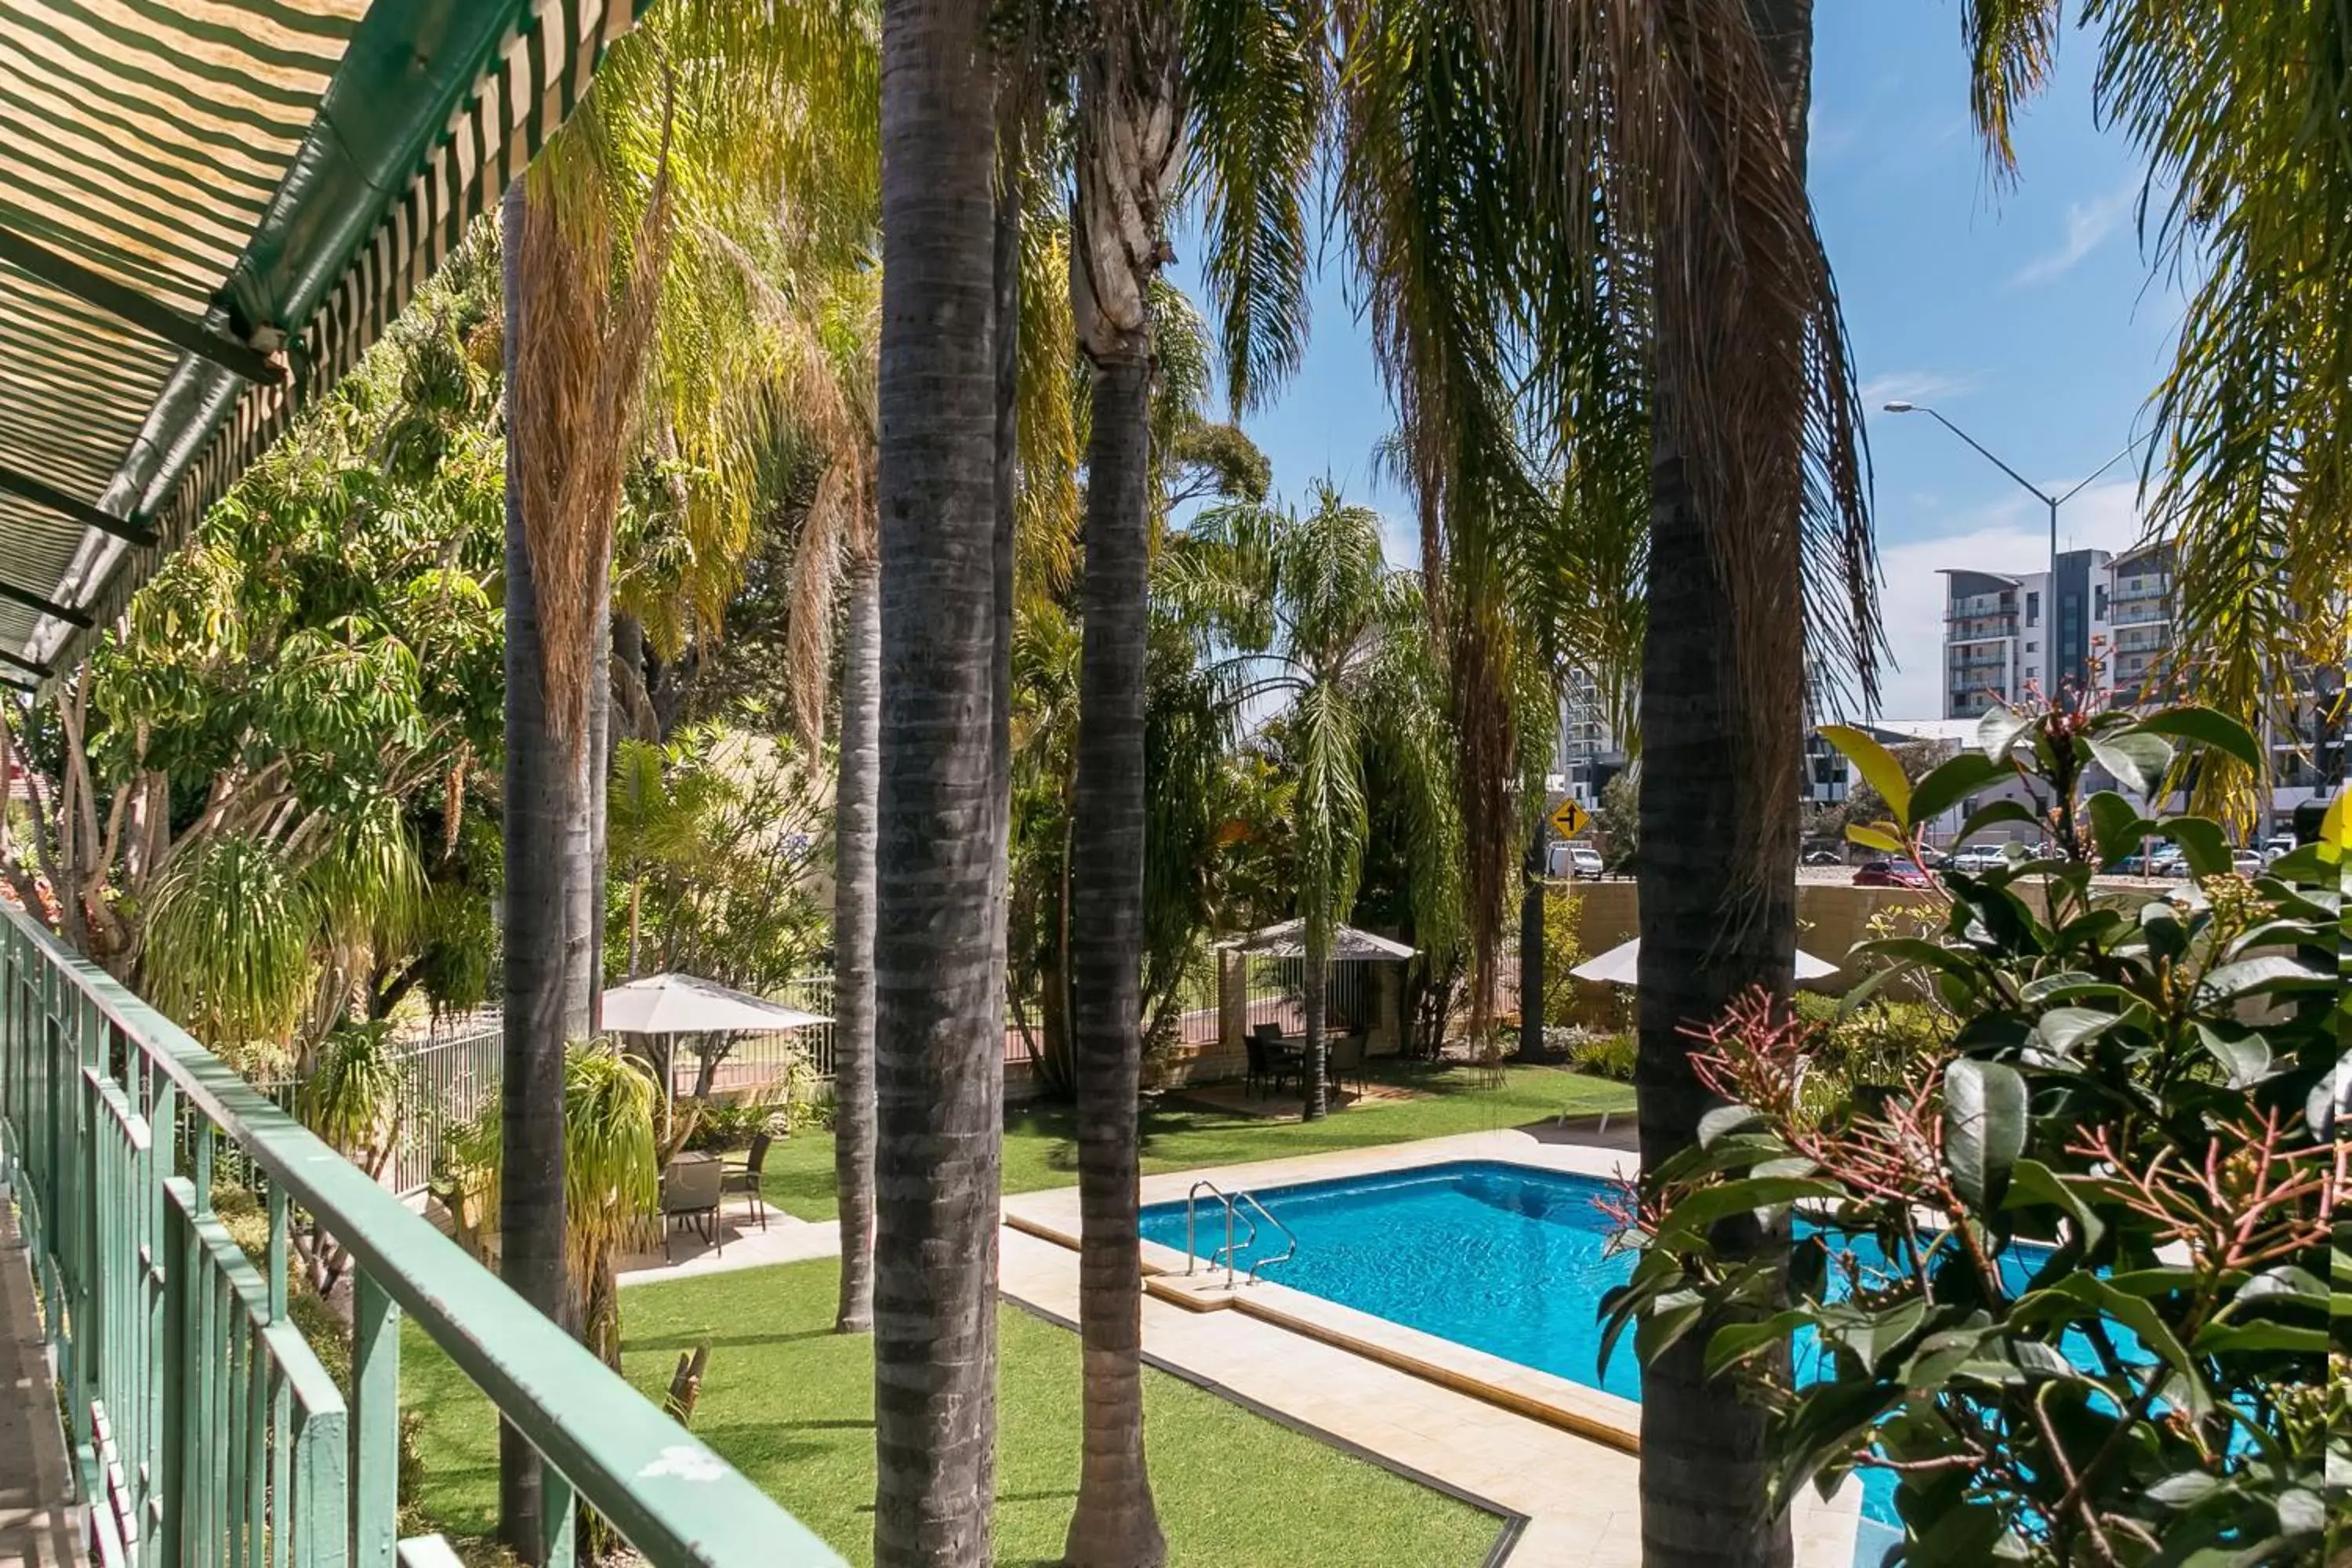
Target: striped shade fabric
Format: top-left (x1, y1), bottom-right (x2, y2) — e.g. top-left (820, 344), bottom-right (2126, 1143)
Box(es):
top-left (0, 0), bottom-right (651, 681)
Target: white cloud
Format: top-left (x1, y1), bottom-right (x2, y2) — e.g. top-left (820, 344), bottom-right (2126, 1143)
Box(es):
top-left (1860, 370), bottom-right (1980, 410)
top-left (1865, 481), bottom-right (2153, 719)
top-left (2010, 184), bottom-right (2137, 287)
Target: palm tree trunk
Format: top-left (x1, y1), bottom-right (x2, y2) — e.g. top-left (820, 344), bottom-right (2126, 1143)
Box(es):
top-left (873, 2), bottom-right (1004, 1561)
top-left (497, 175), bottom-right (570, 1567)
top-left (833, 556), bottom-right (880, 1334)
top-left (1301, 940), bottom-right (1328, 1121)
top-left (978, 140), bottom-right (1022, 1512)
top-left (1518, 829), bottom-right (1545, 1059)
top-left (1632, 4), bottom-right (1812, 1566)
top-left (1064, 351), bottom-right (1167, 1567)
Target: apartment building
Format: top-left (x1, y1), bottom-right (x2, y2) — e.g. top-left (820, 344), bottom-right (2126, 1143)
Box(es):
top-left (1940, 543), bottom-right (2178, 718)
top-left (1552, 667), bottom-right (1628, 808)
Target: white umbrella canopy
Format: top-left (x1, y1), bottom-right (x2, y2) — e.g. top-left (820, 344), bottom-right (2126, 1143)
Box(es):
top-left (1570, 938), bottom-right (1838, 986)
top-left (1219, 919), bottom-right (1417, 960)
top-left (601, 973), bottom-right (830, 1034)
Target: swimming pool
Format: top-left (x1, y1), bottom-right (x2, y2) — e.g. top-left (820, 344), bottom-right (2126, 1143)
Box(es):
top-left (1139, 1160), bottom-right (1920, 1557)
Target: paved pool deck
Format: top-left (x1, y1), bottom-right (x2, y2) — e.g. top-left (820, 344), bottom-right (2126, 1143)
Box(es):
top-left (619, 1127), bottom-right (1864, 1568)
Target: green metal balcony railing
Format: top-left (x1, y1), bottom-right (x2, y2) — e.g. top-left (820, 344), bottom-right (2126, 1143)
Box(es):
top-left (0, 904), bottom-right (843, 1568)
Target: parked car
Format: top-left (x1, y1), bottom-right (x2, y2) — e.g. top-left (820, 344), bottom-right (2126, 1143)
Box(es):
top-left (1947, 844), bottom-right (2011, 873)
top-left (2114, 845), bottom-right (2186, 877)
top-left (2231, 848), bottom-right (2265, 873)
top-left (1801, 848), bottom-right (1845, 867)
top-left (1853, 859), bottom-right (1929, 889)
top-left (2260, 835), bottom-right (2296, 866)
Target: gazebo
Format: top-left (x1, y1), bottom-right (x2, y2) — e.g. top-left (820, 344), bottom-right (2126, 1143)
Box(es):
top-left (1213, 920), bottom-right (1418, 1076)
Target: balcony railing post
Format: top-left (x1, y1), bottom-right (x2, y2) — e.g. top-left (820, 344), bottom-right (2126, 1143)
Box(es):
top-left (543, 1463), bottom-right (578, 1568)
top-left (157, 1192), bottom-right (187, 1568)
top-left (351, 1271), bottom-right (401, 1568)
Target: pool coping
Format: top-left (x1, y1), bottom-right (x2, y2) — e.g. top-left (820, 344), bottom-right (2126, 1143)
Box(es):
top-left (1003, 1132), bottom-right (1655, 1457)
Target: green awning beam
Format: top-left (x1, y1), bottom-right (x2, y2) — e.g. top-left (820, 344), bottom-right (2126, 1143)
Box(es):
top-left (0, 578), bottom-right (92, 630)
top-left (0, 225), bottom-right (289, 389)
top-left (0, 466), bottom-right (158, 550)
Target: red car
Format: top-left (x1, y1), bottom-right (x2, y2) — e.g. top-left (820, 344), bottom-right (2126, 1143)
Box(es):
top-left (1853, 858), bottom-right (1930, 889)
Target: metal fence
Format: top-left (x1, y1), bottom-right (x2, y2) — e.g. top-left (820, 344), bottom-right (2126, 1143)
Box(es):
top-left (1241, 956), bottom-right (1368, 1036)
top-left (0, 905), bottom-right (839, 1568)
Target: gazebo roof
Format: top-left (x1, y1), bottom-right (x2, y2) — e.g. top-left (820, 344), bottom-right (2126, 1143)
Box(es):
top-left (1220, 920), bottom-right (1417, 961)
top-left (1, 1), bottom-right (647, 681)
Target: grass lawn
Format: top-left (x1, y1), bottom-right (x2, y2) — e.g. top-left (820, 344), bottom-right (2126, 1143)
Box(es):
top-left (402, 1258), bottom-right (1502, 1566)
top-left (759, 1058), bottom-right (1632, 1222)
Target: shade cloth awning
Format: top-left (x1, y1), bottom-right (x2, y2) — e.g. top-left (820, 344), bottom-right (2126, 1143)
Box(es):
top-left (1, 0), bottom-right (651, 681)
top-left (602, 974), bottom-right (830, 1035)
top-left (1219, 920), bottom-right (1417, 961)
top-left (1570, 938), bottom-right (1839, 986)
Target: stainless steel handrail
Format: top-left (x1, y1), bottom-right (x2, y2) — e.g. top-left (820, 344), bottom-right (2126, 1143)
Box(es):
top-left (1185, 1178), bottom-right (1257, 1288)
top-left (1182, 1179), bottom-right (1296, 1288)
top-left (1236, 1192), bottom-right (1298, 1283)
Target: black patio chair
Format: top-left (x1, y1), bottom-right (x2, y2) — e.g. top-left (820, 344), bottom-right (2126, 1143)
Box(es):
top-left (723, 1130), bottom-right (773, 1230)
top-left (1247, 1024), bottom-right (1298, 1096)
top-left (1327, 1033), bottom-right (1367, 1099)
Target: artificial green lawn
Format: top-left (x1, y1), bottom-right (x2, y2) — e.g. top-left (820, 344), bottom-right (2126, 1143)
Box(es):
top-left (760, 1059), bottom-right (1634, 1221)
top-left (401, 1258), bottom-right (1502, 1566)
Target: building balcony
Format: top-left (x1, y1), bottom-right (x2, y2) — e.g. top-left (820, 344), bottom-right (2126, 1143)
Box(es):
top-left (2111, 605), bottom-right (2170, 626)
top-left (0, 906), bottom-right (840, 1568)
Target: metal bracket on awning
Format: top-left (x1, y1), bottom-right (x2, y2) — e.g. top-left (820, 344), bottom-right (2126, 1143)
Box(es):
top-left (0, 577), bottom-right (91, 630)
top-left (0, 466), bottom-right (158, 550)
top-left (0, 644), bottom-right (53, 681)
top-left (0, 226), bottom-right (289, 389)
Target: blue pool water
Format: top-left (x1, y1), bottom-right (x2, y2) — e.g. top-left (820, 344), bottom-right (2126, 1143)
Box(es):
top-left (1140, 1159), bottom-right (2064, 1559)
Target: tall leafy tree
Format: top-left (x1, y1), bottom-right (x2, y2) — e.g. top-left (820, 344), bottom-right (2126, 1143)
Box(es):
top-left (872, 0), bottom-right (1004, 1559)
top-left (1059, 0), bottom-right (1324, 1550)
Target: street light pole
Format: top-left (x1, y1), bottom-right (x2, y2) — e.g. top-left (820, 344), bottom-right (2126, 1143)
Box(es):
top-left (1882, 402), bottom-right (2140, 699)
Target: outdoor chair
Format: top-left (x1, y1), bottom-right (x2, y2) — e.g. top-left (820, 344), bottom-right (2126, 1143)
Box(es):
top-left (1327, 1033), bottom-right (1367, 1099)
top-left (659, 1154), bottom-right (724, 1260)
top-left (723, 1131), bottom-right (772, 1230)
top-left (1247, 1024), bottom-right (1298, 1097)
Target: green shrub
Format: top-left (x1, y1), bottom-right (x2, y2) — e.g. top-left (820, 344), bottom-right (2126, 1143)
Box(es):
top-left (1607, 701), bottom-right (2344, 1565)
top-left (1563, 1029), bottom-right (1635, 1083)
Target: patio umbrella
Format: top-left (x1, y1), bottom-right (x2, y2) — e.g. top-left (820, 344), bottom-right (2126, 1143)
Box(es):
top-left (1218, 919), bottom-right (1417, 960)
top-left (1570, 938), bottom-right (1838, 986)
top-left (601, 973), bottom-right (830, 1034)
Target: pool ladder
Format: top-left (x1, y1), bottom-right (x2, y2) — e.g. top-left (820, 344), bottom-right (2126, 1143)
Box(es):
top-left (1182, 1179), bottom-right (1298, 1289)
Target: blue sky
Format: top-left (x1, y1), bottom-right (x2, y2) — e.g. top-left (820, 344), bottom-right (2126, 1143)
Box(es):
top-left (1165, 2), bottom-right (2186, 719)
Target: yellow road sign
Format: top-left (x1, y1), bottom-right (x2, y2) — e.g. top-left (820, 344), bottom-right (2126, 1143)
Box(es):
top-left (1548, 797), bottom-right (1592, 839)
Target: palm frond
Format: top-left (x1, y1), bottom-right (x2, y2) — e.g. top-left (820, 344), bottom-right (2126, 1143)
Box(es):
top-left (1184, 0), bottom-right (1330, 412)
top-left (2085, 0), bottom-right (2351, 827)
top-left (1961, 0), bottom-right (2060, 180)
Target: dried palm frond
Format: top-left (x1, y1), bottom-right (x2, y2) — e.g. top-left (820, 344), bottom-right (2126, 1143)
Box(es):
top-left (1493, 0), bottom-right (1879, 923)
top-left (513, 114), bottom-right (676, 761)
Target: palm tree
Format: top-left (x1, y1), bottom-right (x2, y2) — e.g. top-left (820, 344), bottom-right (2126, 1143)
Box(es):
top-left (1064, 5), bottom-right (1188, 1560)
top-left (831, 546), bottom-right (880, 1334)
top-left (870, 0), bottom-right (1005, 1560)
top-left (496, 12), bottom-right (877, 1552)
top-left (1185, 484), bottom-right (1457, 1119)
top-left (1331, 2), bottom-right (1877, 1561)
top-left (496, 173), bottom-right (577, 1565)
